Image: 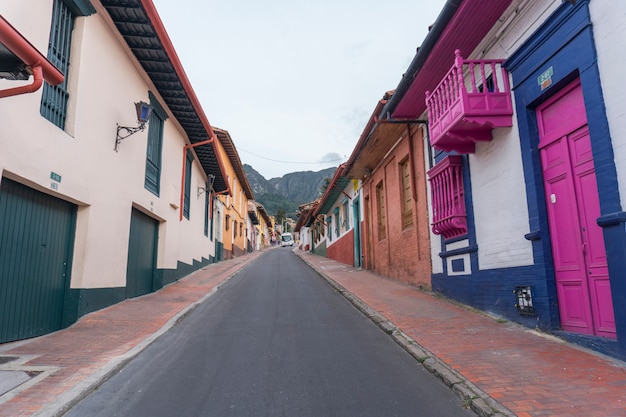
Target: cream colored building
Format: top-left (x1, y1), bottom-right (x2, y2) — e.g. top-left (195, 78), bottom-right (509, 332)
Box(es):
top-left (0, 0), bottom-right (228, 342)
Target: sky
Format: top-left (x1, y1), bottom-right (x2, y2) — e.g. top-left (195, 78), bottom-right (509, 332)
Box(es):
top-left (151, 0), bottom-right (447, 180)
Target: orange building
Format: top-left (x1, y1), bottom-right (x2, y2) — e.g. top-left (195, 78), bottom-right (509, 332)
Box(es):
top-left (213, 128), bottom-right (254, 259)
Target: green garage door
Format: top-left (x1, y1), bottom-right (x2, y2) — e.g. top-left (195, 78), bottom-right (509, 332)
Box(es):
top-left (0, 178), bottom-right (76, 343)
top-left (126, 208), bottom-right (158, 298)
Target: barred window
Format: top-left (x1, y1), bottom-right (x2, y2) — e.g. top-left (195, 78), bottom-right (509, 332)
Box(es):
top-left (376, 181), bottom-right (386, 240)
top-left (183, 150), bottom-right (192, 219)
top-left (145, 95), bottom-right (167, 196)
top-left (400, 158), bottom-right (413, 228)
top-left (40, 0), bottom-right (74, 128)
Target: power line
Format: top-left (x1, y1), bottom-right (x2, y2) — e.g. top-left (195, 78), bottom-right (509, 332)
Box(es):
top-left (237, 147), bottom-right (345, 165)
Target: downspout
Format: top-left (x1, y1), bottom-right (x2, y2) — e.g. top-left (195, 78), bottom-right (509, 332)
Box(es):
top-left (0, 65), bottom-right (43, 98)
top-left (179, 133), bottom-right (233, 221)
top-left (180, 137), bottom-right (214, 221)
top-left (407, 124), bottom-right (422, 261)
top-left (406, 124), bottom-right (418, 202)
top-left (0, 15), bottom-right (64, 98)
top-left (141, 0), bottom-right (231, 198)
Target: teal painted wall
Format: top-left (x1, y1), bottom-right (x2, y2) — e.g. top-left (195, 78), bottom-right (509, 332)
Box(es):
top-left (69, 255), bottom-right (217, 321)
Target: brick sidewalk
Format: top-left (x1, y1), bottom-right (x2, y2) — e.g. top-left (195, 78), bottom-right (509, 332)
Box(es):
top-left (296, 251), bottom-right (626, 417)
top-left (0, 250), bottom-right (265, 417)
top-left (2, 248), bottom-right (625, 417)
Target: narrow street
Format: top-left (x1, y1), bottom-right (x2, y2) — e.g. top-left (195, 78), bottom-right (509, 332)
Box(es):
top-left (64, 248), bottom-right (474, 417)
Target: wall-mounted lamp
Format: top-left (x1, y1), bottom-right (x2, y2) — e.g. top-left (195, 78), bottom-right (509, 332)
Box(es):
top-left (197, 174), bottom-right (216, 198)
top-left (114, 101), bottom-right (153, 152)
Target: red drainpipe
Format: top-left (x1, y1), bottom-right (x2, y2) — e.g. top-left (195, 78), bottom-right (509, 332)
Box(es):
top-left (141, 0), bottom-right (231, 201)
top-left (0, 15), bottom-right (64, 98)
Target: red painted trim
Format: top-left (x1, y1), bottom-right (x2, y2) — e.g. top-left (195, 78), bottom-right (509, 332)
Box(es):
top-left (0, 65), bottom-right (43, 98)
top-left (0, 15), bottom-right (64, 98)
top-left (141, 0), bottom-right (229, 194)
top-left (180, 138), bottom-right (213, 221)
top-left (391, 0), bottom-right (513, 119)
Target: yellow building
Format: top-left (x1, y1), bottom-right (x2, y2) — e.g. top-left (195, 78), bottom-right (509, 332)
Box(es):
top-left (249, 201), bottom-right (272, 249)
top-left (213, 128), bottom-right (254, 259)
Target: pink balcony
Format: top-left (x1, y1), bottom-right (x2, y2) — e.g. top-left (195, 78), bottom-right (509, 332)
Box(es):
top-left (428, 155), bottom-right (467, 240)
top-left (426, 50), bottom-right (512, 154)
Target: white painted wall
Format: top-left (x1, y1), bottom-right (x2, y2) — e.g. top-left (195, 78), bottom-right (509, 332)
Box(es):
top-left (465, 0), bottom-right (562, 270)
top-left (0, 2), bottom-right (216, 288)
top-left (590, 1), bottom-right (626, 210)
top-left (325, 179), bottom-right (359, 248)
top-left (424, 126), bottom-right (444, 274)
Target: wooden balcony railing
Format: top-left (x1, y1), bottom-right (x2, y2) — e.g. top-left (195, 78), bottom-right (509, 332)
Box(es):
top-left (426, 50), bottom-right (512, 154)
top-left (428, 155), bottom-right (467, 240)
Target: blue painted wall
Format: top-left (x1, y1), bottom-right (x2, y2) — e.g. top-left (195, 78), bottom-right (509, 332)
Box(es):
top-left (433, 0), bottom-right (625, 359)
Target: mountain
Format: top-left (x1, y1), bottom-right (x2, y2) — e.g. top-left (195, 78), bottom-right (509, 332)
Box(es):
top-left (243, 164), bottom-right (337, 219)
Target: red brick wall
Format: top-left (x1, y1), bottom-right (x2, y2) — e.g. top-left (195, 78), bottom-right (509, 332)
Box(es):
top-left (361, 126), bottom-right (432, 289)
top-left (327, 230), bottom-right (354, 266)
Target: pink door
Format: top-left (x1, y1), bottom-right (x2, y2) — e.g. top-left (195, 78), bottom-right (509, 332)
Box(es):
top-left (536, 80), bottom-right (616, 338)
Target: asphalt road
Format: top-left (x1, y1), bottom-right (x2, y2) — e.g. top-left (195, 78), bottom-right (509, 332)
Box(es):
top-left (64, 248), bottom-right (475, 417)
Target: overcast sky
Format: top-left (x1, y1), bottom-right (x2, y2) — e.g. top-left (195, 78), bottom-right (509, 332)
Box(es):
top-left (152, 0), bottom-right (447, 180)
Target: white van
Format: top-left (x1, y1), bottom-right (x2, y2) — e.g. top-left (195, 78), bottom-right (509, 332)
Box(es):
top-left (280, 232), bottom-right (294, 247)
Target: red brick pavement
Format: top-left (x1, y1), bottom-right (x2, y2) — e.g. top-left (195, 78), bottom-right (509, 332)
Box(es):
top-left (2, 248), bottom-right (625, 417)
top-left (297, 251), bottom-right (626, 417)
top-left (0, 250), bottom-right (265, 417)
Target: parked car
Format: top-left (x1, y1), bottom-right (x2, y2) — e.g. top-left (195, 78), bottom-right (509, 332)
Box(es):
top-left (280, 233), bottom-right (294, 247)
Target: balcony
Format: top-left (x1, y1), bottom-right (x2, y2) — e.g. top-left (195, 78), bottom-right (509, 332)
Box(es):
top-left (428, 155), bottom-right (467, 240)
top-left (426, 50), bottom-right (512, 154)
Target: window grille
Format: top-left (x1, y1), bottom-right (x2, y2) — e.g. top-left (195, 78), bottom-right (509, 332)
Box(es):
top-left (342, 199), bottom-right (350, 230)
top-left (183, 150), bottom-right (192, 219)
top-left (376, 181), bottom-right (386, 240)
top-left (400, 158), bottom-right (413, 228)
top-left (144, 107), bottom-right (164, 196)
top-left (204, 181), bottom-right (210, 237)
top-left (427, 155), bottom-right (467, 239)
top-left (40, 0), bottom-right (74, 128)
top-left (327, 215), bottom-right (332, 241)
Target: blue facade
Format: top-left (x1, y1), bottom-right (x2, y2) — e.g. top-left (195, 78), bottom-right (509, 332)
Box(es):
top-left (433, 0), bottom-right (625, 359)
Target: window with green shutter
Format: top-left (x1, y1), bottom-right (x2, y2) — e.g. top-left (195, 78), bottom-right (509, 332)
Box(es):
top-left (144, 94), bottom-right (167, 196)
top-left (183, 150), bottom-right (192, 219)
top-left (204, 182), bottom-right (210, 237)
top-left (40, 0), bottom-right (95, 129)
top-left (40, 0), bottom-right (74, 128)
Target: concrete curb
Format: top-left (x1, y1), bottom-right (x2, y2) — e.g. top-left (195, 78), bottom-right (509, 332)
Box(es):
top-left (36, 256), bottom-right (257, 417)
top-left (296, 253), bottom-right (516, 417)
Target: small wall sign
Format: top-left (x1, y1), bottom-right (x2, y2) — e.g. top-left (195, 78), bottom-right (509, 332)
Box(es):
top-left (50, 171), bottom-right (61, 190)
top-left (538, 66), bottom-right (553, 91)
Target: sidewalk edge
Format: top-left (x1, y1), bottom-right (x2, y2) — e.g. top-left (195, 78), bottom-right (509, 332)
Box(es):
top-left (295, 252), bottom-right (516, 417)
top-left (35, 256), bottom-right (256, 417)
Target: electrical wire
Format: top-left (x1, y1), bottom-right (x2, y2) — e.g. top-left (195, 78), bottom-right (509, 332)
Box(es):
top-left (237, 147), bottom-right (345, 165)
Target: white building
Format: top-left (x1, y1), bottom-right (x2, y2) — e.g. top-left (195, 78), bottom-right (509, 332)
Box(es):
top-left (0, 0), bottom-right (228, 342)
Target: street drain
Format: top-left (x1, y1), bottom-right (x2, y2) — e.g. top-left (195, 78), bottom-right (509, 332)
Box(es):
top-left (0, 355), bottom-right (59, 403)
top-left (0, 356), bottom-right (18, 365)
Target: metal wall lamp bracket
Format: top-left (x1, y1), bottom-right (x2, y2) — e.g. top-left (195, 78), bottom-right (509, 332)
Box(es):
top-left (197, 174), bottom-right (216, 198)
top-left (114, 101), bottom-right (153, 152)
